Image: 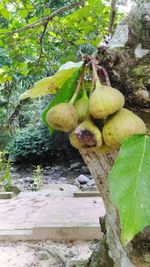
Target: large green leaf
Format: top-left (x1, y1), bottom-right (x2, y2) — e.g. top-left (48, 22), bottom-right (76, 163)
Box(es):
top-left (42, 66), bottom-right (82, 133)
top-left (109, 135), bottom-right (150, 245)
top-left (20, 61), bottom-right (83, 100)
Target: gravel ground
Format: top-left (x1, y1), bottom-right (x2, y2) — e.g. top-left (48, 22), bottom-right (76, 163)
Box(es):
top-left (0, 241), bottom-right (96, 267)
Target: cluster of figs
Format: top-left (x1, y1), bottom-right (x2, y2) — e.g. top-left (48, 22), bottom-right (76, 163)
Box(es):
top-left (46, 62), bottom-right (146, 154)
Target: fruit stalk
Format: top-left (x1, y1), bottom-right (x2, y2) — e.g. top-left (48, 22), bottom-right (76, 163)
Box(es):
top-left (98, 66), bottom-right (111, 87)
top-left (69, 64), bottom-right (85, 105)
top-left (91, 60), bottom-right (101, 88)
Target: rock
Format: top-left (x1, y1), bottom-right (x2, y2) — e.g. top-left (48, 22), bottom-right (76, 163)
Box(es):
top-left (51, 166), bottom-right (62, 171)
top-left (42, 176), bottom-right (49, 180)
top-left (65, 251), bottom-right (76, 258)
top-left (11, 173), bottom-right (21, 180)
top-left (38, 250), bottom-right (50, 261)
top-left (38, 259), bottom-right (57, 267)
top-left (45, 166), bottom-right (51, 170)
top-left (16, 165), bottom-right (22, 171)
top-left (76, 175), bottom-right (90, 185)
top-left (75, 180), bottom-right (80, 187)
top-left (70, 162), bottom-right (81, 170)
top-left (58, 177), bottom-right (66, 183)
top-left (80, 166), bottom-right (90, 175)
top-left (14, 179), bottom-right (24, 185)
top-left (9, 185), bottom-right (21, 194)
top-left (43, 170), bottom-right (50, 175)
top-left (87, 179), bottom-right (95, 187)
top-left (10, 167), bottom-right (17, 172)
top-left (80, 184), bottom-right (89, 191)
top-left (24, 177), bottom-right (34, 184)
top-left (26, 167), bottom-right (33, 172)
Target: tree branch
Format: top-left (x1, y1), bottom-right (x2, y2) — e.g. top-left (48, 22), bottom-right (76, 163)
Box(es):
top-left (0, 1), bottom-right (85, 36)
top-left (108, 0), bottom-right (116, 33)
top-left (35, 21), bottom-right (49, 68)
top-left (7, 103), bottom-right (21, 125)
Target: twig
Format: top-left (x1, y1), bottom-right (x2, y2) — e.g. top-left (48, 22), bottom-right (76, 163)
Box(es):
top-left (7, 103), bottom-right (21, 125)
top-left (90, 73), bottom-right (95, 95)
top-left (54, 21), bottom-right (71, 46)
top-left (39, 21), bottom-right (49, 46)
top-left (35, 21), bottom-right (49, 68)
top-left (97, 66), bottom-right (111, 87)
top-left (91, 60), bottom-right (101, 84)
top-left (108, 0), bottom-right (116, 33)
top-left (0, 1), bottom-right (85, 36)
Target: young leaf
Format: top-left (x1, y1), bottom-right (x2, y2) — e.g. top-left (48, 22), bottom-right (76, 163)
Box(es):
top-left (42, 67), bottom-right (81, 133)
top-left (20, 61), bottom-right (83, 100)
top-left (108, 135), bottom-right (150, 245)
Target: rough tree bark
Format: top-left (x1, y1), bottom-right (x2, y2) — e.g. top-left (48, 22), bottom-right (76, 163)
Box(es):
top-left (79, 2), bottom-right (150, 267)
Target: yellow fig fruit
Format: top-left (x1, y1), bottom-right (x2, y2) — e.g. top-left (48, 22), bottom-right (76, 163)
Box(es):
top-left (102, 108), bottom-right (146, 148)
top-left (69, 118), bottom-right (102, 149)
top-left (89, 85), bottom-right (125, 119)
top-left (46, 103), bottom-right (78, 132)
top-left (74, 91), bottom-right (89, 122)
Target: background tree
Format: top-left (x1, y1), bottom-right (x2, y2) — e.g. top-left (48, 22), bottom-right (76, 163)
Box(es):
top-left (0, 0), bottom-right (149, 266)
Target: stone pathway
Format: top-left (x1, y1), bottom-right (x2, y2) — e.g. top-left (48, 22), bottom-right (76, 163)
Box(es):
top-left (0, 184), bottom-right (105, 242)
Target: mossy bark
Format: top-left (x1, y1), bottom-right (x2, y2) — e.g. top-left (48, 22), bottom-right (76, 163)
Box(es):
top-left (80, 3), bottom-right (150, 267)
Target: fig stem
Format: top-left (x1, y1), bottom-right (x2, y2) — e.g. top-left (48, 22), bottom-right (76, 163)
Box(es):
top-left (91, 60), bottom-right (102, 87)
top-left (98, 66), bottom-right (111, 87)
top-left (69, 64), bottom-right (85, 105)
top-left (90, 73), bottom-right (95, 96)
top-left (82, 75), bottom-right (86, 92)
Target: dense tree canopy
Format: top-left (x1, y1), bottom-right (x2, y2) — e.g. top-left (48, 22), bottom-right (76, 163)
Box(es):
top-left (0, 0), bottom-right (123, 151)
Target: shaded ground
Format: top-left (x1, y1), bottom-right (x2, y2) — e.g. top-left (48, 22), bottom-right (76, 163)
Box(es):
top-left (11, 161), bottom-right (97, 192)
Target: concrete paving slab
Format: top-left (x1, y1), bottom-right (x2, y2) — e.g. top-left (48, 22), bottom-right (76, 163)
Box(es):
top-left (0, 185), bottom-right (105, 241)
top-left (0, 230), bottom-right (33, 242)
top-left (0, 192), bottom-right (14, 199)
top-left (74, 191), bottom-right (100, 197)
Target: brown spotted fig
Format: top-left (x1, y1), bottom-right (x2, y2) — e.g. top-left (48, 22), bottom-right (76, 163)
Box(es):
top-left (69, 118), bottom-right (102, 149)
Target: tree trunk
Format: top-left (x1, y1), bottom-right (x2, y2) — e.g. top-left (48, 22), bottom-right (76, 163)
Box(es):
top-left (80, 151), bottom-right (150, 267)
top-left (79, 2), bottom-right (150, 267)
top-left (80, 150), bottom-right (135, 267)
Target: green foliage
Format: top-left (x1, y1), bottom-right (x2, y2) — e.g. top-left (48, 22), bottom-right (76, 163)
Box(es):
top-left (0, 0), bottom-right (111, 80)
top-left (32, 165), bottom-right (43, 191)
top-left (0, 151), bottom-right (12, 192)
top-left (7, 124), bottom-right (80, 164)
top-left (7, 124), bottom-right (53, 162)
top-left (0, 0), bottom-right (121, 152)
top-left (109, 135), bottom-right (150, 245)
top-left (0, 108), bottom-right (12, 150)
top-left (20, 61), bottom-right (83, 100)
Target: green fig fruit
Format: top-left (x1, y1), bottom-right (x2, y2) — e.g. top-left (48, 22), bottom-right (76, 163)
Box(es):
top-left (74, 91), bottom-right (89, 122)
top-left (102, 108), bottom-right (146, 148)
top-left (69, 118), bottom-right (102, 149)
top-left (46, 103), bottom-right (78, 132)
top-left (89, 85), bottom-right (125, 119)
